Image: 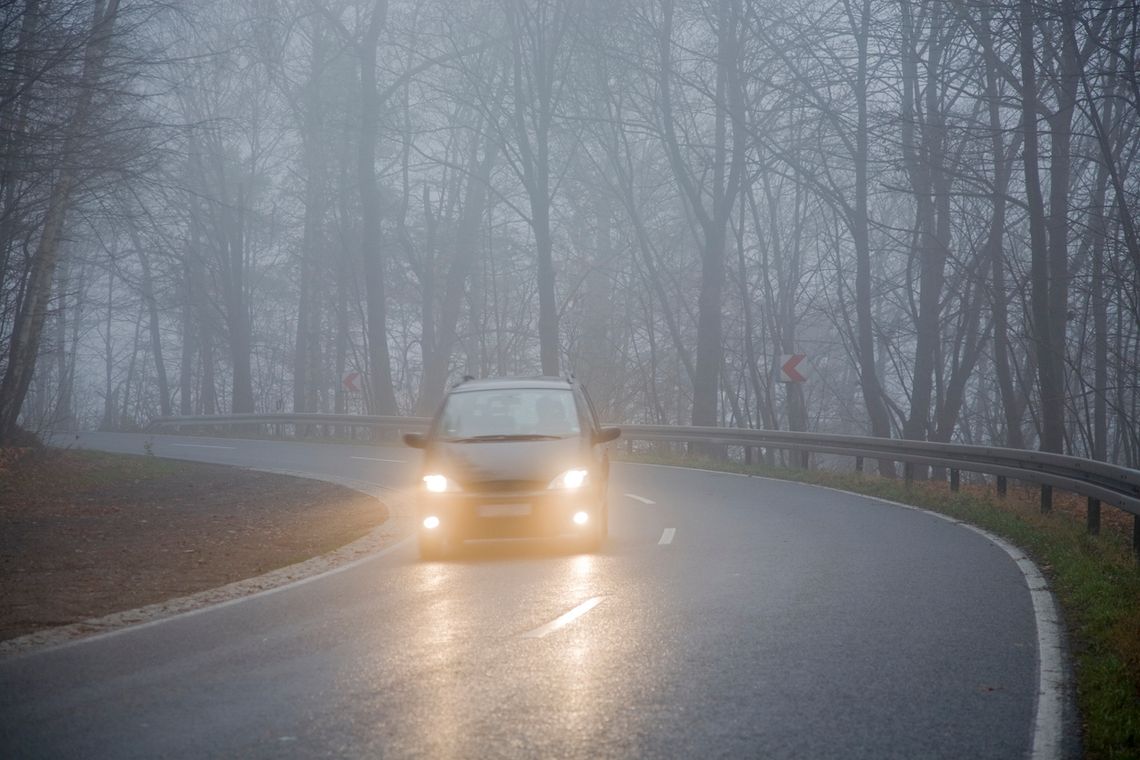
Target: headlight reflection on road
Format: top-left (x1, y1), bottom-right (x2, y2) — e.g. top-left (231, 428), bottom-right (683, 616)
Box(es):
top-left (418, 566), bottom-right (462, 759)
top-left (402, 553), bottom-right (609, 757)
top-left (418, 560), bottom-right (449, 594)
top-left (550, 590), bottom-right (602, 740)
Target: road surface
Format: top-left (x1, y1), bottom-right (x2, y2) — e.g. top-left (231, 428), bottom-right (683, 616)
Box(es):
top-left (0, 433), bottom-right (1072, 758)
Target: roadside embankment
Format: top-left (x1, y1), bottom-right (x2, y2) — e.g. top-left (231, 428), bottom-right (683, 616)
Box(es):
top-left (0, 448), bottom-right (391, 644)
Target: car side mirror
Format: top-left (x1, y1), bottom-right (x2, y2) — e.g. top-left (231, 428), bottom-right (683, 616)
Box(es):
top-left (593, 426), bottom-right (621, 444)
top-left (403, 432), bottom-right (427, 449)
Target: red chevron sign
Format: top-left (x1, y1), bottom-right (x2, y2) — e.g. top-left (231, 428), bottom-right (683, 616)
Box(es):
top-left (778, 354), bottom-right (808, 383)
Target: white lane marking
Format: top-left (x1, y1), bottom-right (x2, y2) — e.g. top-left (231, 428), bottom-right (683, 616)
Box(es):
top-left (620, 460), bottom-right (1068, 760)
top-left (625, 493), bottom-right (655, 504)
top-left (520, 596), bottom-right (604, 639)
top-left (351, 456), bottom-right (406, 464)
top-left (168, 443), bottom-right (235, 450)
top-left (658, 528), bottom-right (675, 545)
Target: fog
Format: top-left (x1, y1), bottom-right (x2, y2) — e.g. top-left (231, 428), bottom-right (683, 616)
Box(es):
top-left (1, 0), bottom-right (1137, 465)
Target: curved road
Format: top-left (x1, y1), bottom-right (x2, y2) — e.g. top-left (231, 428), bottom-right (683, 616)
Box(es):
top-left (1, 433), bottom-right (1071, 758)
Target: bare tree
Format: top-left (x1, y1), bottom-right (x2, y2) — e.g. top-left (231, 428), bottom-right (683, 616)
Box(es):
top-left (0, 0), bottom-right (121, 443)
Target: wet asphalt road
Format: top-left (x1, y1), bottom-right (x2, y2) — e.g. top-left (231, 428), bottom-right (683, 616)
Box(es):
top-left (1, 433), bottom-right (1050, 758)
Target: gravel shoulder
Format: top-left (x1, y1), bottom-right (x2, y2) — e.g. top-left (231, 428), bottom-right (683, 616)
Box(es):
top-left (0, 447), bottom-right (392, 643)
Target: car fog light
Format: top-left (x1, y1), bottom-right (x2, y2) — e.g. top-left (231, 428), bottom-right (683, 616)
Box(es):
top-left (423, 516), bottom-right (441, 530)
top-left (572, 511), bottom-right (589, 525)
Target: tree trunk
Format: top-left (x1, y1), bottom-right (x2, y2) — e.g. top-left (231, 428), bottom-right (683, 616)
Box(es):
top-left (977, 6), bottom-right (1025, 449)
top-left (1088, 120), bottom-right (1112, 461)
top-left (294, 26), bottom-right (327, 414)
top-left (0, 0), bottom-right (120, 443)
top-left (1039, 0), bottom-right (1079, 453)
top-left (128, 221), bottom-right (171, 417)
top-left (179, 235), bottom-right (197, 416)
top-left (658, 0), bottom-right (746, 433)
top-left (1020, 0), bottom-right (1062, 454)
top-left (503, 0), bottom-right (567, 376)
top-left (0, 0), bottom-right (42, 293)
top-left (224, 181), bottom-right (254, 413)
top-left (100, 273), bottom-right (115, 431)
top-left (417, 133), bottom-right (499, 412)
top-left (847, 0), bottom-right (894, 472)
top-left (358, 0), bottom-right (398, 415)
top-left (899, 0), bottom-right (949, 451)
top-left (575, 190), bottom-right (616, 412)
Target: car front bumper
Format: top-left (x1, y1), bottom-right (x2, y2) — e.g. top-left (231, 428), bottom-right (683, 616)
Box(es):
top-left (416, 488), bottom-right (602, 540)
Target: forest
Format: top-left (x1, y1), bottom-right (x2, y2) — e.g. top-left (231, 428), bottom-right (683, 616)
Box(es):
top-left (1, 0), bottom-right (1137, 467)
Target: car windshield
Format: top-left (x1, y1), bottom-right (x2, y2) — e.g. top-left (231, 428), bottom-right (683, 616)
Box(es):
top-left (438, 388), bottom-right (580, 440)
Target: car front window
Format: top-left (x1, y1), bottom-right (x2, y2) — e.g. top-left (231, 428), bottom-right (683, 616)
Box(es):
top-left (438, 389), bottom-right (580, 439)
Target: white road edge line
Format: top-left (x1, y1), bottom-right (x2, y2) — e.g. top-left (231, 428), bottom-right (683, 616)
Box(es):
top-left (168, 443), bottom-right (236, 450)
top-left (625, 493), bottom-right (655, 504)
top-left (520, 596), bottom-right (604, 639)
top-left (658, 528), bottom-right (675, 545)
top-left (622, 460), bottom-right (1067, 760)
top-left (957, 524), bottom-right (1065, 760)
top-left (351, 456), bottom-right (406, 464)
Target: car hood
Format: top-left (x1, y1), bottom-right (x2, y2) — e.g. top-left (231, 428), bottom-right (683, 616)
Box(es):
top-left (425, 436), bottom-right (585, 487)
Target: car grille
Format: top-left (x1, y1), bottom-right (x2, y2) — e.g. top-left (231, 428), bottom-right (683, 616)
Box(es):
top-left (465, 480), bottom-right (545, 494)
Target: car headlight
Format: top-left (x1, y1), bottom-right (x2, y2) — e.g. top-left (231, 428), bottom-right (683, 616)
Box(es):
top-left (423, 474), bottom-right (459, 492)
top-left (548, 468), bottom-right (589, 490)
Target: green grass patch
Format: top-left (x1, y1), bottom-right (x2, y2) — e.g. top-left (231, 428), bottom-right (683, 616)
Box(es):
top-left (617, 450), bottom-right (1140, 759)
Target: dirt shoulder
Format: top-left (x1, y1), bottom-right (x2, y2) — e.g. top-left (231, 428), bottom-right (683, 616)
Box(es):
top-left (0, 448), bottom-right (389, 642)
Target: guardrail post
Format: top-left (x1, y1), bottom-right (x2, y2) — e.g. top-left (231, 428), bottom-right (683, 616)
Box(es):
top-left (996, 476), bottom-right (1007, 498)
top-left (1087, 498), bottom-right (1100, 535)
top-left (1040, 484), bottom-right (1052, 513)
top-left (855, 456), bottom-right (863, 474)
top-left (949, 469), bottom-right (960, 492)
top-left (904, 462), bottom-right (914, 488)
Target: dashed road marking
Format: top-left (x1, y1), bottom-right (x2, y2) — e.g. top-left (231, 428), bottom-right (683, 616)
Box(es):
top-left (658, 528), bottom-right (675, 545)
top-left (351, 456), bottom-right (406, 464)
top-left (625, 493), bottom-right (655, 504)
top-left (520, 597), bottom-right (604, 639)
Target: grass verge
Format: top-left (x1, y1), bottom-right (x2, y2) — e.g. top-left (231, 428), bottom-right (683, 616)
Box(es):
top-left (616, 450), bottom-right (1140, 759)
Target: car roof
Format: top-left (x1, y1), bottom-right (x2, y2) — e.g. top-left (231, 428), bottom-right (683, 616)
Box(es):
top-left (449, 376), bottom-right (574, 393)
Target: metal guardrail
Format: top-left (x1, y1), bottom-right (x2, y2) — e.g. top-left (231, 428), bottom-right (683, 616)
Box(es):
top-left (147, 413), bottom-right (1140, 554)
top-left (147, 413), bottom-right (432, 432)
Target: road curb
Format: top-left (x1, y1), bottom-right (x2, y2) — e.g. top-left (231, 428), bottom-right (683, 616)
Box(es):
top-left (0, 470), bottom-right (414, 660)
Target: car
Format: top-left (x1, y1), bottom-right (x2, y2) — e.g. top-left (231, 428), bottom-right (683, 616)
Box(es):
top-left (402, 376), bottom-right (621, 559)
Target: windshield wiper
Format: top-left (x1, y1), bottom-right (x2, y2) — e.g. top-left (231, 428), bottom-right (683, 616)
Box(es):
top-left (448, 434), bottom-right (566, 443)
